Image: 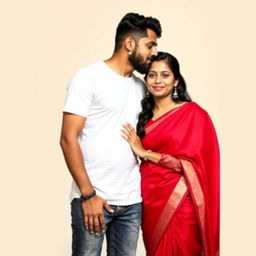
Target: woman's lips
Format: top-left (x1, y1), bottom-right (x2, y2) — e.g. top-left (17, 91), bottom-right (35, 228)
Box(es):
top-left (152, 86), bottom-right (164, 91)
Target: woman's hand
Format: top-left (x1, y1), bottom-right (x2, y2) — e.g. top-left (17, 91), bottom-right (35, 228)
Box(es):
top-left (121, 123), bottom-right (146, 158)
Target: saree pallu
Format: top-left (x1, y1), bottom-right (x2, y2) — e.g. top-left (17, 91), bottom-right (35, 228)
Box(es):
top-left (141, 102), bottom-right (219, 256)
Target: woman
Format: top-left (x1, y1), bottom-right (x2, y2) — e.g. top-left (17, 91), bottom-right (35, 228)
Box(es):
top-left (122, 52), bottom-right (219, 256)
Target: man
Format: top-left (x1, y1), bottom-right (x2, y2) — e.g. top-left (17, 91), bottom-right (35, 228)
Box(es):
top-left (60, 13), bottom-right (161, 256)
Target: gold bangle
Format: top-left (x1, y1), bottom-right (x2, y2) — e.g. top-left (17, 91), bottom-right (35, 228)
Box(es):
top-left (143, 150), bottom-right (152, 161)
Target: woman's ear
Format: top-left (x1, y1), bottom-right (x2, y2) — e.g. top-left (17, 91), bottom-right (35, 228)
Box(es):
top-left (174, 79), bottom-right (179, 87)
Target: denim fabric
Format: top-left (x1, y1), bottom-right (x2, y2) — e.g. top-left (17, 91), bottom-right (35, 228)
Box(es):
top-left (71, 198), bottom-right (141, 256)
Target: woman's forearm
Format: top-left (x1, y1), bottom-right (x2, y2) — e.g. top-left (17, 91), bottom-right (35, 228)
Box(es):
top-left (145, 151), bottom-right (182, 172)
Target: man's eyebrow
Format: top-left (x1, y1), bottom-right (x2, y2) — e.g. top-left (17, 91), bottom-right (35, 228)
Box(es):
top-left (147, 41), bottom-right (158, 46)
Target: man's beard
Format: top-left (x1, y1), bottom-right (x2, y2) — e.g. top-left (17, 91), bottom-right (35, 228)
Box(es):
top-left (129, 51), bottom-right (151, 74)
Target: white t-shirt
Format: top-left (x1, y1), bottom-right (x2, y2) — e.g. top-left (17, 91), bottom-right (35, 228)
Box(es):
top-left (63, 61), bottom-right (145, 205)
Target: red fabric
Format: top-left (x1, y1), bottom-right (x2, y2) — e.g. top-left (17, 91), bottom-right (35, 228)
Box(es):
top-left (157, 154), bottom-right (182, 172)
top-left (141, 102), bottom-right (220, 256)
top-left (155, 196), bottom-right (202, 256)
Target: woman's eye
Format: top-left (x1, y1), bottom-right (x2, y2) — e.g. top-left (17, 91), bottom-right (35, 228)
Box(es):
top-left (148, 73), bottom-right (155, 78)
top-left (162, 74), bottom-right (169, 78)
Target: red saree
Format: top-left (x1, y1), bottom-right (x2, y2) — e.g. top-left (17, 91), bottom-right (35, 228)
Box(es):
top-left (141, 102), bottom-right (219, 256)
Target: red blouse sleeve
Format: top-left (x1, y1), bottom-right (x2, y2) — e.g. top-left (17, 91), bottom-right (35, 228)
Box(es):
top-left (156, 153), bottom-right (182, 172)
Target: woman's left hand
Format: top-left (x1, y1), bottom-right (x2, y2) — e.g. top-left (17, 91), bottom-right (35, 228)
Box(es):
top-left (121, 123), bottom-right (146, 158)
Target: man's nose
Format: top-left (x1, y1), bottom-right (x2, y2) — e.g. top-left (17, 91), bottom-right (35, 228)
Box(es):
top-left (151, 46), bottom-right (158, 56)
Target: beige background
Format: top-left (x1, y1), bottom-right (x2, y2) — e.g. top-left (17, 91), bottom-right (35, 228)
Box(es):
top-left (1, 0), bottom-right (255, 255)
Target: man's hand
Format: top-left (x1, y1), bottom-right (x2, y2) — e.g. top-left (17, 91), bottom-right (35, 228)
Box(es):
top-left (82, 195), bottom-right (113, 235)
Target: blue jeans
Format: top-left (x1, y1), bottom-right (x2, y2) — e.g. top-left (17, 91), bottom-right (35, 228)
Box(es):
top-left (71, 198), bottom-right (142, 256)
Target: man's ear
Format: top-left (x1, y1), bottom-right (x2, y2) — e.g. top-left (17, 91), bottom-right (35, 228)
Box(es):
top-left (124, 36), bottom-right (136, 54)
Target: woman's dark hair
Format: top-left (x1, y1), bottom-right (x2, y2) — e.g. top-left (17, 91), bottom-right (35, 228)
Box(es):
top-left (114, 13), bottom-right (162, 52)
top-left (136, 52), bottom-right (192, 138)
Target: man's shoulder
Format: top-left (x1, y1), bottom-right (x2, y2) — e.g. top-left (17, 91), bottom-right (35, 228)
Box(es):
top-left (78, 61), bottom-right (103, 75)
top-left (70, 61), bottom-right (104, 85)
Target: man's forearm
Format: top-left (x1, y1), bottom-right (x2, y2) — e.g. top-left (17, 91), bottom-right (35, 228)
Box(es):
top-left (60, 139), bottom-right (93, 195)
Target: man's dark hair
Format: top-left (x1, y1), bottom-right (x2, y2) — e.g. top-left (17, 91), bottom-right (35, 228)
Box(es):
top-left (114, 13), bottom-right (162, 52)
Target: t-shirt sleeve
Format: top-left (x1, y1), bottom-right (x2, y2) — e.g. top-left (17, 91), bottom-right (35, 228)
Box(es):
top-left (63, 68), bottom-right (94, 118)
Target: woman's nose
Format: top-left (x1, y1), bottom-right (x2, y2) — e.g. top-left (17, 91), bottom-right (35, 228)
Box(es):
top-left (155, 75), bottom-right (161, 83)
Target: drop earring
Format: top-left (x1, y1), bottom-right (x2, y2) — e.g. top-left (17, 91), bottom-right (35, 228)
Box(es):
top-left (172, 86), bottom-right (179, 100)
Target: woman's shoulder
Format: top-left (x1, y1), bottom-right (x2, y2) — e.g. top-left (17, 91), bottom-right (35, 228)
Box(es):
top-left (184, 101), bottom-right (210, 119)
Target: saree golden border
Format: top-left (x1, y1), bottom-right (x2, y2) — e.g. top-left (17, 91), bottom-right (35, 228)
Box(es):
top-left (145, 104), bottom-right (186, 134)
top-left (181, 159), bottom-right (208, 254)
